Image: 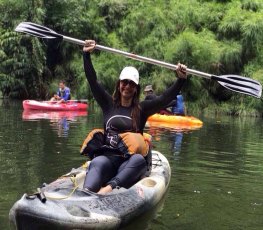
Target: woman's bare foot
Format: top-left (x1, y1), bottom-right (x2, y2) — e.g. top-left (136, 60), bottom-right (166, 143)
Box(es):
top-left (98, 185), bottom-right (113, 195)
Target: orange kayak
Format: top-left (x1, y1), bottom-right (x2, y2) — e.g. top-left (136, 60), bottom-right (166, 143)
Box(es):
top-left (147, 114), bottom-right (203, 130)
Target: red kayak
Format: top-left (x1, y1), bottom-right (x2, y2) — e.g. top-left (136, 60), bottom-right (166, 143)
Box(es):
top-left (23, 100), bottom-right (88, 111)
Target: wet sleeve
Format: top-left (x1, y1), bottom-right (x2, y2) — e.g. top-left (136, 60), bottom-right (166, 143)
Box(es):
top-left (83, 52), bottom-right (112, 109)
top-left (141, 78), bottom-right (185, 117)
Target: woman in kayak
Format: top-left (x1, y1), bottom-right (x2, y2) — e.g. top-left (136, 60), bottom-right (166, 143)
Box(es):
top-left (82, 40), bottom-right (187, 194)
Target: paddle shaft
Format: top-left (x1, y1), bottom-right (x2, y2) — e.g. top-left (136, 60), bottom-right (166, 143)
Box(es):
top-left (63, 36), bottom-right (212, 79)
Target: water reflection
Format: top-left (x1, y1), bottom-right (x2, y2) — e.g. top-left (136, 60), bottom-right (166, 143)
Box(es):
top-left (146, 118), bottom-right (203, 156)
top-left (147, 125), bottom-right (197, 156)
top-left (22, 110), bottom-right (88, 137)
top-left (173, 132), bottom-right (183, 155)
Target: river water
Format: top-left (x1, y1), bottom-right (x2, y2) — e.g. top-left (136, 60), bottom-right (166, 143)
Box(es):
top-left (0, 100), bottom-right (262, 229)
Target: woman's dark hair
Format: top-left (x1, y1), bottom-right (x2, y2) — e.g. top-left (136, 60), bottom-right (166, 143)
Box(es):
top-left (112, 80), bottom-right (141, 132)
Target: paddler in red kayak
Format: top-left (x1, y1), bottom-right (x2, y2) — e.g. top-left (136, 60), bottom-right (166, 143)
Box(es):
top-left (50, 80), bottom-right (71, 103)
top-left (81, 40), bottom-right (187, 194)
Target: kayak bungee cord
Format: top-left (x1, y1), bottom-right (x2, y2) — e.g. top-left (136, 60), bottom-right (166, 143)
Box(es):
top-left (152, 154), bottom-right (163, 168)
top-left (43, 175), bottom-right (80, 200)
top-left (25, 175), bottom-right (79, 202)
top-left (31, 162), bottom-right (90, 201)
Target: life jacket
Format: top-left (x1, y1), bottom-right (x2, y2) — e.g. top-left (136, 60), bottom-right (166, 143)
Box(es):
top-left (80, 129), bottom-right (151, 159)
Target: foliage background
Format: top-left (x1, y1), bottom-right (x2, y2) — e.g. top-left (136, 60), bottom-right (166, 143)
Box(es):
top-left (0, 0), bottom-right (262, 115)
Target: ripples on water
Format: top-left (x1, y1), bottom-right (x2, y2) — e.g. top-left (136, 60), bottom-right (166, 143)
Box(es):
top-left (0, 100), bottom-right (263, 229)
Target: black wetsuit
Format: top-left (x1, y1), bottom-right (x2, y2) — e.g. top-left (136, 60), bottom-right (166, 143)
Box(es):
top-left (83, 52), bottom-right (185, 192)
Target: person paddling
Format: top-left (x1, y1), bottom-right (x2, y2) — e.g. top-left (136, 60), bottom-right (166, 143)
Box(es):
top-left (81, 40), bottom-right (187, 194)
top-left (50, 80), bottom-right (71, 103)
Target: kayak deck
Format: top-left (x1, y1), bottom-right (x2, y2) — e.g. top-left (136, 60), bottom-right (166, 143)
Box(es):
top-left (9, 151), bottom-right (171, 229)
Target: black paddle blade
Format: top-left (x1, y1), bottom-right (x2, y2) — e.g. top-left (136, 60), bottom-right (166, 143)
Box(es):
top-left (212, 75), bottom-right (262, 98)
top-left (15, 22), bottom-right (63, 40)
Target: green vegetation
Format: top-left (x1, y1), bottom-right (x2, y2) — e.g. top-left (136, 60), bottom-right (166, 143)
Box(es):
top-left (0, 0), bottom-right (262, 115)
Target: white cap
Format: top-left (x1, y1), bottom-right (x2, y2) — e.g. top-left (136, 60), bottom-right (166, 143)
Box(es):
top-left (119, 66), bottom-right (139, 85)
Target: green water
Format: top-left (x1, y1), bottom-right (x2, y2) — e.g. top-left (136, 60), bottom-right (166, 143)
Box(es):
top-left (0, 100), bottom-right (262, 229)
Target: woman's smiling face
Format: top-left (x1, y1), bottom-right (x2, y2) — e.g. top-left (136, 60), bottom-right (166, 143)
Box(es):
top-left (119, 79), bottom-right (137, 99)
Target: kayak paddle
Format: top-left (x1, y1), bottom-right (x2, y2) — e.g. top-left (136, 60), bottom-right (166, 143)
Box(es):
top-left (15, 22), bottom-right (262, 98)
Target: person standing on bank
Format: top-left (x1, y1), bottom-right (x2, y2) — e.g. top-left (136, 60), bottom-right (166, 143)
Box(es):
top-left (82, 40), bottom-right (187, 194)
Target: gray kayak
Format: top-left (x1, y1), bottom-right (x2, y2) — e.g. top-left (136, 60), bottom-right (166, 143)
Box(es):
top-left (9, 150), bottom-right (171, 229)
